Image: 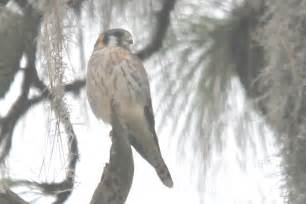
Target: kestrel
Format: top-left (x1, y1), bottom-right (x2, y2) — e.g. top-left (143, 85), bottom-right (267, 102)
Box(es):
top-left (86, 28), bottom-right (173, 187)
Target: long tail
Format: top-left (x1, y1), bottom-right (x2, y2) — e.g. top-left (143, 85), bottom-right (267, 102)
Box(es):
top-left (154, 158), bottom-right (173, 188)
top-left (127, 133), bottom-right (173, 187)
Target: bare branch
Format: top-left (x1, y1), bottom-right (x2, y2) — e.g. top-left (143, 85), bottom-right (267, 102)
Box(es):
top-left (90, 100), bottom-right (134, 204)
top-left (136, 0), bottom-right (176, 60)
top-left (0, 68), bottom-right (31, 162)
top-left (0, 4), bottom-right (41, 161)
top-left (0, 188), bottom-right (29, 204)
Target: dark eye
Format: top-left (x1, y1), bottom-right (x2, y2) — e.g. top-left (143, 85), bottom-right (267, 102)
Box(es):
top-left (103, 33), bottom-right (110, 44)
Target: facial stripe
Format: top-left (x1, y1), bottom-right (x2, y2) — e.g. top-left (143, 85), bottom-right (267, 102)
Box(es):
top-left (103, 33), bottom-right (110, 44)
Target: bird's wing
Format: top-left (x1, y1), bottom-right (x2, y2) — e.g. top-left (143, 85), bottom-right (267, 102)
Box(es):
top-left (126, 53), bottom-right (160, 150)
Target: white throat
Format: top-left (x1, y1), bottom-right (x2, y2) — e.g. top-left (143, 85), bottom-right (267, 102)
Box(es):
top-left (108, 36), bottom-right (119, 46)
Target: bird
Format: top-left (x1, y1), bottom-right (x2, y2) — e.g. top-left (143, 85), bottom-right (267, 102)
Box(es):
top-left (86, 28), bottom-right (173, 187)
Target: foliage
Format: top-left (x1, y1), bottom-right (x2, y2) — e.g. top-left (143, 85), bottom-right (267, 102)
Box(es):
top-left (255, 0), bottom-right (306, 203)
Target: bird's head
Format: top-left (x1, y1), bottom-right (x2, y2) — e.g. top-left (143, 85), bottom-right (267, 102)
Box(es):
top-left (94, 28), bottom-right (133, 50)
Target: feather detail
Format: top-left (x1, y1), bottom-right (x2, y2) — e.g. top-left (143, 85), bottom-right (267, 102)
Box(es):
top-left (87, 39), bottom-right (173, 187)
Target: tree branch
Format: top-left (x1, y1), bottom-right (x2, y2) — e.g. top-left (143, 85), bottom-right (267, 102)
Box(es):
top-left (136, 0), bottom-right (176, 60)
top-left (90, 100), bottom-right (134, 204)
top-left (0, 188), bottom-right (29, 204)
top-left (0, 67), bottom-right (31, 162)
top-left (0, 3), bottom-right (40, 162)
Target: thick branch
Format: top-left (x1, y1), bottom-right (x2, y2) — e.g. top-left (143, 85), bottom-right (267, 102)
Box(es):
top-left (0, 188), bottom-right (29, 204)
top-left (0, 3), bottom-right (40, 162)
top-left (136, 0), bottom-right (176, 60)
top-left (90, 100), bottom-right (134, 204)
top-left (0, 68), bottom-right (32, 162)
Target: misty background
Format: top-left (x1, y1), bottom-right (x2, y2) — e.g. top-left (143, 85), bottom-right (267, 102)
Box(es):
top-left (0, 0), bottom-right (303, 204)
